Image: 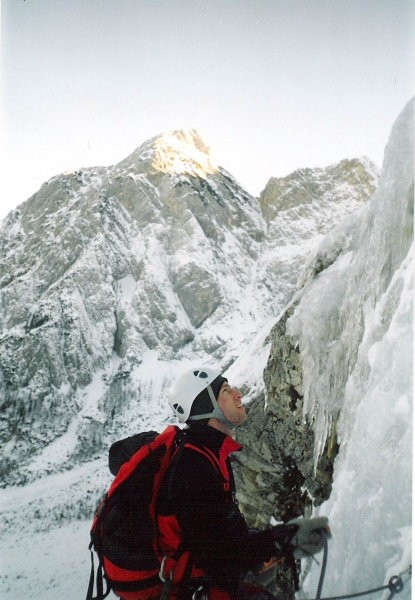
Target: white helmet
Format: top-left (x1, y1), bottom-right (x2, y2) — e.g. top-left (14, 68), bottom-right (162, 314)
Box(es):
top-left (168, 367), bottom-right (232, 425)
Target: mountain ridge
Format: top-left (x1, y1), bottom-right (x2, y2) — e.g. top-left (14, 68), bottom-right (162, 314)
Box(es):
top-left (0, 134), bottom-right (378, 487)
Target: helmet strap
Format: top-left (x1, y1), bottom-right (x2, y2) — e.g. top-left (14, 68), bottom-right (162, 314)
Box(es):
top-left (188, 384), bottom-right (237, 430)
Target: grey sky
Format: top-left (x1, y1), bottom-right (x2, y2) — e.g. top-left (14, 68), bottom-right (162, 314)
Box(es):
top-left (1, 0), bottom-right (414, 220)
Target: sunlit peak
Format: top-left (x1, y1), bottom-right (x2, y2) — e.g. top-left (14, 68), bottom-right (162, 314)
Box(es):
top-left (151, 129), bottom-right (218, 179)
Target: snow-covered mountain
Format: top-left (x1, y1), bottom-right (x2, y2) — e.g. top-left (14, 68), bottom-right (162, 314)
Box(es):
top-left (1, 97), bottom-right (412, 600)
top-left (0, 129), bottom-right (377, 488)
top-left (0, 128), bottom-right (263, 483)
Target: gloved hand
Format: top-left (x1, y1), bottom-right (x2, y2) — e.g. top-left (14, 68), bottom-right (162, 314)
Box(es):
top-left (287, 516), bottom-right (331, 559)
top-left (272, 516), bottom-right (331, 559)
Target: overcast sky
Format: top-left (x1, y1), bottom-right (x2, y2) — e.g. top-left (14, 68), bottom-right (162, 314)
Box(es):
top-left (1, 0), bottom-right (414, 221)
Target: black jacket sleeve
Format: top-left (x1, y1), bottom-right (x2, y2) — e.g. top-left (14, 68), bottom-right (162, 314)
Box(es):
top-left (170, 447), bottom-right (277, 586)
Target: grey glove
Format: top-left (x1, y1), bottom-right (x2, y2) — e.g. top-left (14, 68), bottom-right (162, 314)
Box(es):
top-left (287, 516), bottom-right (331, 559)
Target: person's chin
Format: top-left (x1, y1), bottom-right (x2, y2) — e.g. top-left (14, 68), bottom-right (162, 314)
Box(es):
top-left (237, 412), bottom-right (248, 425)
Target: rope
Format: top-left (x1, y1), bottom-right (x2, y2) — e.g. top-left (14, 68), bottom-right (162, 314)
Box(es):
top-left (315, 534), bottom-right (328, 599)
top-left (314, 568), bottom-right (411, 600)
top-left (304, 531), bottom-right (411, 600)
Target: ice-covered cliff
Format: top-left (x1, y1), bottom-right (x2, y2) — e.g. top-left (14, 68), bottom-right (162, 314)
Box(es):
top-left (244, 99), bottom-right (413, 598)
top-left (300, 97), bottom-right (413, 600)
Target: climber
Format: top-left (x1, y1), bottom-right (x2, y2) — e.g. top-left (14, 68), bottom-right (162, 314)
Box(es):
top-left (158, 367), bottom-right (331, 599)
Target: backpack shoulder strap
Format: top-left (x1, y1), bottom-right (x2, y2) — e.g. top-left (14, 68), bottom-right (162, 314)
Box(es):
top-left (163, 432), bottom-right (228, 500)
top-left (183, 442), bottom-right (228, 479)
top-left (165, 430), bottom-right (190, 500)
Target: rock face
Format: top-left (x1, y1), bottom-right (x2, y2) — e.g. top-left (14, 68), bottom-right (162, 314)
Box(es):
top-left (0, 129), bottom-right (378, 489)
top-left (234, 306), bottom-right (335, 531)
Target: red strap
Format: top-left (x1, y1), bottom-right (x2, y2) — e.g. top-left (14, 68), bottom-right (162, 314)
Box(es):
top-left (150, 429), bottom-right (181, 521)
top-left (184, 443), bottom-right (229, 481)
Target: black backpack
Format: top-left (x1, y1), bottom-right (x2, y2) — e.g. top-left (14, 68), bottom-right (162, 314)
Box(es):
top-left (108, 430), bottom-right (159, 476)
top-left (86, 426), bottom-right (186, 600)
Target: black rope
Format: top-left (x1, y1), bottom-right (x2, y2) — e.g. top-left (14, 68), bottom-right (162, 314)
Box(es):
top-left (303, 530), bottom-right (411, 600)
top-left (316, 534), bottom-right (329, 599)
top-left (314, 570), bottom-right (410, 600)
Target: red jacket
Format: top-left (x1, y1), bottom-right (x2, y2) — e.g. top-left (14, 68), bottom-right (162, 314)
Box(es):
top-left (156, 424), bottom-right (277, 596)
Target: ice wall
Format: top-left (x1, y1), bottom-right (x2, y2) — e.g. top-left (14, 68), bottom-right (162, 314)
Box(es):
top-left (288, 99), bottom-right (413, 597)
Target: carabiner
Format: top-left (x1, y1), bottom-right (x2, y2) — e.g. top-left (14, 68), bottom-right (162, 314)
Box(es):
top-left (192, 585), bottom-right (208, 600)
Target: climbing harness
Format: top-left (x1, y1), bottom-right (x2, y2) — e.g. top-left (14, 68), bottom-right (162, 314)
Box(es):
top-left (306, 533), bottom-right (411, 600)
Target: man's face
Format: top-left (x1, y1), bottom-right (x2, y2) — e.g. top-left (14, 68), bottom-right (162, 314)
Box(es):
top-left (217, 381), bottom-right (247, 427)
